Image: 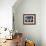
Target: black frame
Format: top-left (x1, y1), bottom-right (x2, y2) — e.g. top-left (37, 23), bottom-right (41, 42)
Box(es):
top-left (23, 14), bottom-right (36, 25)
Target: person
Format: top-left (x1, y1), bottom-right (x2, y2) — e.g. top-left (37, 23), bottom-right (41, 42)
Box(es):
top-left (25, 40), bottom-right (35, 46)
top-left (15, 35), bottom-right (22, 46)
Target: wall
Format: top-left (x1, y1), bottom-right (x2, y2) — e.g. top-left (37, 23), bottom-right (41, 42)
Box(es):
top-left (0, 0), bottom-right (16, 30)
top-left (13, 0), bottom-right (41, 46)
top-left (0, 0), bottom-right (46, 46)
top-left (41, 0), bottom-right (46, 46)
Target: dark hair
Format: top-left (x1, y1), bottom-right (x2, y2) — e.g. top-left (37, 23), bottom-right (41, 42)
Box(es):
top-left (34, 43), bottom-right (35, 46)
top-left (5, 28), bottom-right (7, 31)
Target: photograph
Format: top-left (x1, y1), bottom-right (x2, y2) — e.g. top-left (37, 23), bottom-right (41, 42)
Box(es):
top-left (0, 0), bottom-right (45, 46)
top-left (23, 14), bottom-right (36, 25)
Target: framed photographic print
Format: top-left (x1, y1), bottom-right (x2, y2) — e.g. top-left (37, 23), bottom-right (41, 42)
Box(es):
top-left (23, 14), bottom-right (36, 25)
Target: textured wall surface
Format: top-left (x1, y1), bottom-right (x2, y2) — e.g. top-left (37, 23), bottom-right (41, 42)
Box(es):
top-left (13, 0), bottom-right (41, 46)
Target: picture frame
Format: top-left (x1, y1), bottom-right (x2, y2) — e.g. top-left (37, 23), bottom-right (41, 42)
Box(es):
top-left (23, 14), bottom-right (36, 25)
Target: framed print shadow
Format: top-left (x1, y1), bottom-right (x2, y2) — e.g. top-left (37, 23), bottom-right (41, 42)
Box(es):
top-left (23, 14), bottom-right (36, 25)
